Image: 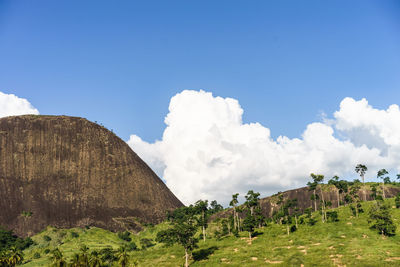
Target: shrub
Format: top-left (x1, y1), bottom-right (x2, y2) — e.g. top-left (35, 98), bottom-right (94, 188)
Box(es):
top-left (395, 193), bottom-right (400, 209)
top-left (126, 242), bottom-right (138, 251)
top-left (326, 211), bottom-right (339, 222)
top-left (33, 252), bottom-right (41, 259)
top-left (44, 248), bottom-right (50, 254)
top-left (43, 235), bottom-right (51, 242)
top-left (140, 238), bottom-right (155, 249)
top-left (117, 231), bottom-right (132, 242)
top-left (70, 232), bottom-right (79, 238)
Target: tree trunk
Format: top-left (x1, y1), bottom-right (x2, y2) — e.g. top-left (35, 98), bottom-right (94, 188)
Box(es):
top-left (320, 186), bottom-right (326, 223)
top-left (313, 189), bottom-right (317, 212)
top-left (249, 231), bottom-right (252, 244)
top-left (286, 217), bottom-right (290, 236)
top-left (237, 214), bottom-right (241, 231)
top-left (382, 183), bottom-right (386, 199)
top-left (250, 206), bottom-right (254, 216)
top-left (202, 211), bottom-right (206, 242)
top-left (185, 248), bottom-right (189, 267)
top-left (295, 215), bottom-right (298, 228)
top-left (233, 207), bottom-right (237, 231)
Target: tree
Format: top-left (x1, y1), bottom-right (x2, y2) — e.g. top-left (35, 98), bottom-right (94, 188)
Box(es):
top-left (349, 183), bottom-right (363, 217)
top-left (157, 206), bottom-right (198, 267)
top-left (5, 247), bottom-right (23, 267)
top-left (309, 173), bottom-right (326, 222)
top-left (194, 200), bottom-right (208, 242)
top-left (355, 164), bottom-right (368, 201)
top-left (89, 251), bottom-right (102, 267)
top-left (116, 246), bottom-right (130, 267)
top-left (242, 212), bottom-right (257, 244)
top-left (368, 202), bottom-right (396, 236)
top-left (50, 248), bottom-right (66, 267)
top-left (377, 169), bottom-right (388, 199)
top-left (79, 245), bottom-right (89, 266)
top-left (229, 193), bottom-right (239, 233)
top-left (245, 190), bottom-right (260, 216)
top-left (209, 200), bottom-right (223, 214)
top-left (395, 193), bottom-right (400, 209)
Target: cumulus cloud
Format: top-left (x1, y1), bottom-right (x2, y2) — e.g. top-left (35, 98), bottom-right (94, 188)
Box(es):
top-left (127, 90), bottom-right (400, 205)
top-left (0, 91), bottom-right (39, 117)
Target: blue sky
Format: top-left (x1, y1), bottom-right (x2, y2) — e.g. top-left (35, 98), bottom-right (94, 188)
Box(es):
top-left (0, 0), bottom-right (399, 142)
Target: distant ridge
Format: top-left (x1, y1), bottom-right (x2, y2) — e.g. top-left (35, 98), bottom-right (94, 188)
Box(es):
top-left (0, 115), bottom-right (183, 236)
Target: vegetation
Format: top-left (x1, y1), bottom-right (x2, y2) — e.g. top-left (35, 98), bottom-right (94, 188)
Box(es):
top-left (3, 164), bottom-right (400, 266)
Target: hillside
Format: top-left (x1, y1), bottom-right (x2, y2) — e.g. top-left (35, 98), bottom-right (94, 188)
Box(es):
top-left (0, 115), bottom-right (183, 237)
top-left (18, 197), bottom-right (400, 266)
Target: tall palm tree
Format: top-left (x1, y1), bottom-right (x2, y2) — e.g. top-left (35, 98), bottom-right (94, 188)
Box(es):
top-left (355, 164), bottom-right (368, 201)
top-left (230, 193), bottom-right (239, 232)
top-left (89, 251), bottom-right (102, 267)
top-left (116, 246), bottom-right (130, 267)
top-left (69, 253), bottom-right (80, 267)
top-left (79, 245), bottom-right (89, 266)
top-left (377, 169), bottom-right (388, 199)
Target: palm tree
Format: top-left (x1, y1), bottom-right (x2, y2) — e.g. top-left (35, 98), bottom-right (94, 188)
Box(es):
top-left (377, 169), bottom-right (388, 199)
top-left (355, 164), bottom-right (368, 201)
top-left (89, 251), bottom-right (102, 267)
top-left (79, 245), bottom-right (89, 266)
top-left (69, 253), bottom-right (80, 267)
top-left (116, 246), bottom-right (130, 267)
top-left (230, 193), bottom-right (239, 232)
top-left (50, 248), bottom-right (66, 267)
top-left (6, 247), bottom-right (23, 267)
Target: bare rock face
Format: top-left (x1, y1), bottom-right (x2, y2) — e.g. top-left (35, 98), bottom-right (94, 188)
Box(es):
top-left (0, 115), bottom-right (183, 236)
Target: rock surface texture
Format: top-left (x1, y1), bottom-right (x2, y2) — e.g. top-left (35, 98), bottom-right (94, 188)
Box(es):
top-left (0, 115), bottom-right (183, 236)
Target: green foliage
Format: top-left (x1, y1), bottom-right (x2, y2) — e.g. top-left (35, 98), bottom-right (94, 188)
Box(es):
top-left (395, 193), bottom-right (400, 208)
top-left (126, 241), bottom-right (138, 251)
top-left (139, 238), bottom-right (154, 249)
top-left (117, 231), bottom-right (132, 242)
top-left (43, 235), bottom-right (51, 242)
top-left (33, 252), bottom-right (40, 259)
top-left (326, 211), bottom-right (339, 222)
top-left (0, 227), bottom-right (33, 253)
top-left (368, 202), bottom-right (396, 236)
top-left (21, 211), bottom-right (33, 217)
top-left (70, 232), bottom-right (79, 238)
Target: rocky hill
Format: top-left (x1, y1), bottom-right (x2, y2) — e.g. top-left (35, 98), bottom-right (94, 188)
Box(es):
top-left (0, 115), bottom-right (183, 236)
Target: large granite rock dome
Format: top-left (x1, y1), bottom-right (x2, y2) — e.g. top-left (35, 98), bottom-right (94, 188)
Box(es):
top-left (0, 115), bottom-right (182, 236)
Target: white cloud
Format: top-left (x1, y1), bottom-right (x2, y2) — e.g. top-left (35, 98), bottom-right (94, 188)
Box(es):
top-left (127, 90), bottom-right (400, 205)
top-left (0, 91), bottom-right (39, 117)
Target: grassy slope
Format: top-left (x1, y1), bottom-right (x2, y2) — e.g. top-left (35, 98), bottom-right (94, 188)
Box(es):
top-left (22, 199), bottom-right (400, 267)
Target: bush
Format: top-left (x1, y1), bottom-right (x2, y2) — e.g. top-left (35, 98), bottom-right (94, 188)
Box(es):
top-left (43, 235), bottom-right (51, 242)
top-left (70, 232), bottom-right (79, 238)
top-left (117, 231), bottom-right (132, 242)
top-left (44, 248), bottom-right (50, 254)
top-left (395, 193), bottom-right (400, 209)
top-left (326, 211), bottom-right (339, 222)
top-left (140, 238), bottom-right (155, 249)
top-left (126, 242), bottom-right (138, 251)
top-left (33, 252), bottom-right (41, 259)
top-left (0, 227), bottom-right (34, 252)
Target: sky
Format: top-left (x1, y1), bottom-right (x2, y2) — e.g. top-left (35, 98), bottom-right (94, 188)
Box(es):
top-left (1, 1), bottom-right (400, 205)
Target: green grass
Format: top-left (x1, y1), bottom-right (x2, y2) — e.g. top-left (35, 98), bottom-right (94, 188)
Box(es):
top-left (22, 198), bottom-right (400, 266)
